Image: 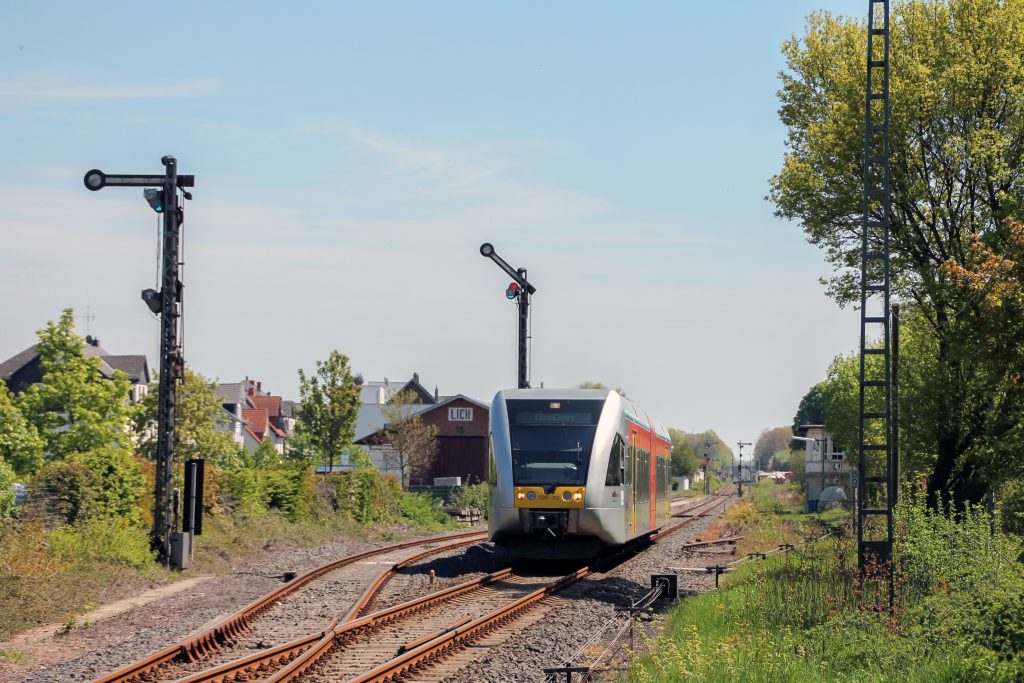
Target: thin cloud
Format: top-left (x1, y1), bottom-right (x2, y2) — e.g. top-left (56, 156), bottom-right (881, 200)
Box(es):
top-left (0, 77), bottom-right (221, 102)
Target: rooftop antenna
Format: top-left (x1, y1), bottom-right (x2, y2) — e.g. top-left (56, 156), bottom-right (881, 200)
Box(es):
top-left (78, 305), bottom-right (96, 337)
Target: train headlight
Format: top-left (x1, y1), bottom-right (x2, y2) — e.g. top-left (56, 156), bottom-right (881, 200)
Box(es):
top-left (527, 491), bottom-right (536, 501)
top-left (516, 491), bottom-right (526, 501)
top-left (572, 491), bottom-right (583, 501)
top-left (562, 491), bottom-right (572, 501)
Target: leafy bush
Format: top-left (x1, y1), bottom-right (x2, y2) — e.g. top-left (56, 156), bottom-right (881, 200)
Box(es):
top-left (0, 458), bottom-right (16, 519)
top-left (398, 491), bottom-right (449, 527)
top-left (262, 463), bottom-right (314, 522)
top-left (449, 483), bottom-right (488, 518)
top-left (331, 470), bottom-right (403, 523)
top-left (999, 479), bottom-right (1024, 535)
top-left (49, 517), bottom-right (154, 568)
top-left (721, 501), bottom-right (760, 531)
top-left (70, 448), bottom-right (146, 523)
top-left (220, 466), bottom-right (265, 516)
top-left (27, 461), bottom-right (95, 524)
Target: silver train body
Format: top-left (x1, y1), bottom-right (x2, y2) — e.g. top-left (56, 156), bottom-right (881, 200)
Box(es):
top-left (487, 388), bottom-right (672, 560)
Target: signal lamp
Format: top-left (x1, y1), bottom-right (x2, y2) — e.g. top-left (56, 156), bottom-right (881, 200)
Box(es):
top-left (516, 491), bottom-right (526, 500)
top-left (572, 491), bottom-right (583, 501)
top-left (506, 282), bottom-right (520, 300)
top-left (562, 491), bottom-right (572, 501)
top-left (143, 188), bottom-right (164, 213)
top-left (141, 288), bottom-right (162, 314)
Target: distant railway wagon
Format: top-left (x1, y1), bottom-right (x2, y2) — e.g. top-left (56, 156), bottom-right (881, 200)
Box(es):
top-left (487, 388), bottom-right (672, 559)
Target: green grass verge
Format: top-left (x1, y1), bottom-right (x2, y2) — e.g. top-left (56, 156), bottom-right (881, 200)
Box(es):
top-left (629, 494), bottom-right (1024, 682)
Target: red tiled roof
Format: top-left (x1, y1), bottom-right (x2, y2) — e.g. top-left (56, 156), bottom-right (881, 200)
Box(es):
top-left (268, 423), bottom-right (286, 438)
top-left (243, 408), bottom-right (269, 437)
top-left (243, 426), bottom-right (263, 443)
top-left (252, 395), bottom-right (282, 417)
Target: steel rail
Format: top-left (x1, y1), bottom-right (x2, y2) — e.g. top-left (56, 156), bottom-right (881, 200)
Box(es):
top-left (550, 488), bottom-right (738, 680)
top-left (275, 492), bottom-right (735, 682)
top-left (265, 567), bottom-right (519, 682)
top-left (90, 529), bottom-right (486, 683)
top-left (171, 621), bottom-right (338, 683)
top-left (343, 568), bottom-right (590, 683)
top-left (365, 494), bottom-right (731, 683)
top-left (161, 536), bottom-right (496, 683)
top-left (339, 534), bottom-right (483, 622)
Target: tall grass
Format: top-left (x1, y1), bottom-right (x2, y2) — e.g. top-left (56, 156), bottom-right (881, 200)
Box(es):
top-left (629, 493), bottom-right (1024, 682)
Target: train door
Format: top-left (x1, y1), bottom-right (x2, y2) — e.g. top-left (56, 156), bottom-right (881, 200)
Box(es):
top-left (622, 432), bottom-right (630, 540)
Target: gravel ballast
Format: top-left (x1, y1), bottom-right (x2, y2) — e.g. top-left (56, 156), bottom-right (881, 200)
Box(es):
top-left (0, 527), bottom-right (493, 683)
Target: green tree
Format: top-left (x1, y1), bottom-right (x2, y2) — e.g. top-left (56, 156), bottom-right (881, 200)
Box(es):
top-left (669, 438), bottom-right (697, 477)
top-left (791, 384), bottom-right (826, 450)
top-left (771, 1), bottom-right (1024, 506)
top-left (296, 351), bottom-right (361, 469)
top-left (754, 427), bottom-right (793, 471)
top-left (381, 391), bottom-right (439, 488)
top-left (17, 309), bottom-right (132, 461)
top-left (673, 429), bottom-right (733, 474)
top-left (133, 367), bottom-right (241, 470)
top-left (0, 382), bottom-right (44, 476)
top-left (821, 307), bottom-right (961, 488)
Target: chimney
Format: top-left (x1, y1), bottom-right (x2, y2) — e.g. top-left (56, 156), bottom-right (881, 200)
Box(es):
top-left (413, 372), bottom-right (420, 383)
top-left (434, 385), bottom-right (439, 403)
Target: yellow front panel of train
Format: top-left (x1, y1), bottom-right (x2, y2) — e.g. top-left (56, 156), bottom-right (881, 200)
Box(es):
top-left (514, 486), bottom-right (585, 509)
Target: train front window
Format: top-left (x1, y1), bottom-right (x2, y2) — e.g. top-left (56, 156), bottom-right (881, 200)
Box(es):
top-left (506, 399), bottom-right (604, 486)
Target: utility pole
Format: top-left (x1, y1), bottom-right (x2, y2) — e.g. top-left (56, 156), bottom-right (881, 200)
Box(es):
top-left (737, 441), bottom-right (752, 496)
top-left (84, 158), bottom-right (194, 567)
top-left (703, 441), bottom-right (711, 494)
top-left (479, 243), bottom-right (536, 389)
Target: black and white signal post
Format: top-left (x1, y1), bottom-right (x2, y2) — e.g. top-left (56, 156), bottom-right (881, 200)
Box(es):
top-left (480, 243), bottom-right (536, 389)
top-left (84, 157), bottom-right (196, 567)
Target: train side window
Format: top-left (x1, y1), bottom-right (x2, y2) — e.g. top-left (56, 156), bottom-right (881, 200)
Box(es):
top-left (606, 434), bottom-right (624, 486)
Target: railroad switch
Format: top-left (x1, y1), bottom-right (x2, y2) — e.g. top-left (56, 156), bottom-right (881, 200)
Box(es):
top-left (542, 666), bottom-right (590, 683)
top-left (651, 574), bottom-right (678, 603)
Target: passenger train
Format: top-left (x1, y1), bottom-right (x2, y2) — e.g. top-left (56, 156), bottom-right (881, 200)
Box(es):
top-left (487, 388), bottom-right (672, 559)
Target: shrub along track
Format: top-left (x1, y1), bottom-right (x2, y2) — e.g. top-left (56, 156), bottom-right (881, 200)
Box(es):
top-left (89, 529), bottom-right (487, 683)
top-left (258, 492), bottom-right (732, 683)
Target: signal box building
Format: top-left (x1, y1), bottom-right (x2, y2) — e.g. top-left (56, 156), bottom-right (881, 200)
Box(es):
top-left (795, 424), bottom-right (853, 511)
top-left (355, 383), bottom-right (489, 486)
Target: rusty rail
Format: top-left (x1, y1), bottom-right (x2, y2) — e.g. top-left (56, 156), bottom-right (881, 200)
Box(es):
top-left (267, 493), bottom-right (735, 682)
top-left (265, 567), bottom-right (519, 682)
top-left (347, 569), bottom-right (590, 683)
top-left (90, 529), bottom-right (486, 683)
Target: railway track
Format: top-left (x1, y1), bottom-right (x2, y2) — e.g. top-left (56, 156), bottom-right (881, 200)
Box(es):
top-left (90, 529), bottom-right (487, 683)
top-left (90, 492), bottom-right (731, 683)
top-left (258, 492), bottom-right (731, 683)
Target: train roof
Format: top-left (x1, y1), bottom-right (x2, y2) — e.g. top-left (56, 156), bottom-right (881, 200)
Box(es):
top-left (495, 388), bottom-right (612, 401)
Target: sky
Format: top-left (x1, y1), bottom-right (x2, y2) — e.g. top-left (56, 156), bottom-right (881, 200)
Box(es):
top-left (0, 1), bottom-right (867, 458)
